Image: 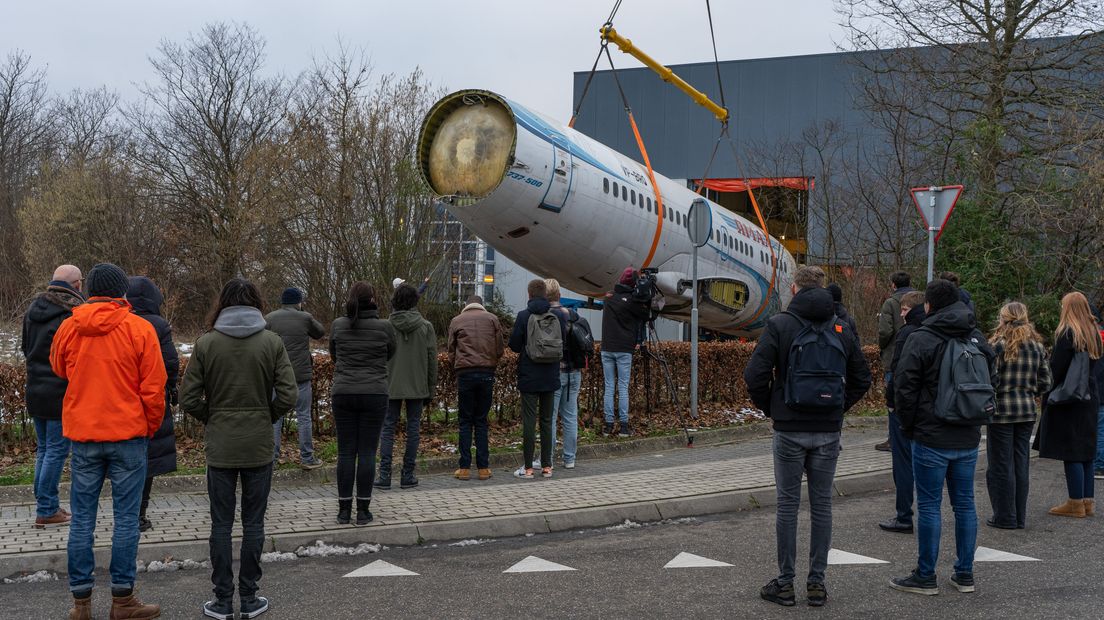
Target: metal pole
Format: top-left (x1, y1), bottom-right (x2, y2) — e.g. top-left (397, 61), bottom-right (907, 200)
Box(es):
top-left (926, 227), bottom-right (935, 283)
top-left (690, 243), bottom-right (699, 422)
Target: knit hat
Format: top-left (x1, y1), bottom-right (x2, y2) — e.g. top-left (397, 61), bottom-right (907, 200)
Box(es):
top-left (619, 267), bottom-right (637, 286)
top-left (281, 287), bottom-right (304, 305)
top-left (826, 283), bottom-right (843, 303)
top-left (392, 277), bottom-right (405, 290)
top-left (86, 263), bottom-right (129, 299)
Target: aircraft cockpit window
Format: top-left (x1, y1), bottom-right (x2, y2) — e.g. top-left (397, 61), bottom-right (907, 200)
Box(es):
top-left (603, 178), bottom-right (609, 194)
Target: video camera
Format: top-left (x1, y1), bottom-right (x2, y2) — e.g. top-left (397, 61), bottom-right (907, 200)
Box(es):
top-left (633, 267), bottom-right (666, 316)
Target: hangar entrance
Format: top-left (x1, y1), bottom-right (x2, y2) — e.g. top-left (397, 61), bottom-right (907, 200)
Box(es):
top-left (691, 177), bottom-right (812, 264)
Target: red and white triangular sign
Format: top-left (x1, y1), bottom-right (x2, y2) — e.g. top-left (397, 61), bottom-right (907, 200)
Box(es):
top-left (910, 185), bottom-right (964, 242)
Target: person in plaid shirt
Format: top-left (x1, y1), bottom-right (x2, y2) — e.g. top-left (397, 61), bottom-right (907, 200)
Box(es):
top-left (986, 301), bottom-right (1052, 529)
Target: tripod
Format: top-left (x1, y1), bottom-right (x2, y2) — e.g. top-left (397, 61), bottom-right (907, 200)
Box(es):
top-left (642, 317), bottom-right (696, 447)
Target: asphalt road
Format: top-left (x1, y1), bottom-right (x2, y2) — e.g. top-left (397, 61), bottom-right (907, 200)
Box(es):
top-left (3, 458), bottom-right (1097, 619)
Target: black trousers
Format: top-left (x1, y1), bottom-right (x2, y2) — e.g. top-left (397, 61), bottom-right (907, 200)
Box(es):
top-left (332, 394), bottom-right (388, 500)
top-left (521, 392), bottom-right (554, 469)
top-left (140, 477), bottom-right (154, 517)
top-left (207, 463), bottom-right (273, 601)
top-left (986, 422), bottom-right (1033, 528)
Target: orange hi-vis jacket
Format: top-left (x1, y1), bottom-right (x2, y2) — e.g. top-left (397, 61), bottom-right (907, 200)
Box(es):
top-left (50, 298), bottom-right (167, 442)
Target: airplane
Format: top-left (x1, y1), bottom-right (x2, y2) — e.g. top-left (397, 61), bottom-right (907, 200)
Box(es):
top-left (416, 89), bottom-right (797, 337)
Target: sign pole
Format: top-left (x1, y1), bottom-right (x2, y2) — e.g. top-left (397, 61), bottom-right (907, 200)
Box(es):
top-left (926, 226), bottom-right (935, 284)
top-left (690, 240), bottom-right (699, 423)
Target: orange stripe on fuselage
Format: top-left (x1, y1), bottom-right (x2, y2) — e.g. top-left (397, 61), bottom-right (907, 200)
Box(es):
top-left (627, 112), bottom-right (664, 269)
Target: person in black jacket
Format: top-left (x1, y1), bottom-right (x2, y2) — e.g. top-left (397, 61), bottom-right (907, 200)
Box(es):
top-left (1095, 310), bottom-right (1104, 479)
top-left (826, 283), bottom-right (859, 345)
top-left (600, 267), bottom-right (651, 437)
top-left (744, 266), bottom-right (871, 607)
top-left (266, 287), bottom-right (326, 469)
top-left (126, 277), bottom-right (180, 533)
top-left (890, 280), bottom-right (997, 596)
top-left (21, 264), bottom-right (84, 529)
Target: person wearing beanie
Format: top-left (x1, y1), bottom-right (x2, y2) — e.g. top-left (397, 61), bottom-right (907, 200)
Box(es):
top-left (826, 283), bottom-right (859, 345)
top-left (266, 287), bottom-right (326, 469)
top-left (600, 267), bottom-right (650, 437)
top-left (50, 262), bottom-right (166, 619)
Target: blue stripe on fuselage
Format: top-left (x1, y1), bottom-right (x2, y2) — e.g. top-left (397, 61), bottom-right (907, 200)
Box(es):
top-left (507, 99), bottom-right (630, 184)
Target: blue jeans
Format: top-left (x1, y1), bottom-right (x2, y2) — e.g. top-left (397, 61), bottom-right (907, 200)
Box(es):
top-left (912, 441), bottom-right (978, 578)
top-left (68, 438), bottom-right (149, 594)
top-left (380, 399), bottom-right (423, 479)
top-left (1095, 407), bottom-right (1104, 471)
top-left (601, 351), bottom-right (632, 424)
top-left (273, 381), bottom-right (314, 462)
top-left (887, 411), bottom-right (914, 524)
top-left (773, 431), bottom-right (841, 586)
top-left (1063, 461), bottom-right (1094, 499)
top-left (33, 418), bottom-right (70, 518)
top-left (457, 371), bottom-right (494, 469)
top-left (552, 371), bottom-right (582, 463)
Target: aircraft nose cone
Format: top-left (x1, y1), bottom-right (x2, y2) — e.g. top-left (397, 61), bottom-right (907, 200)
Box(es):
top-left (426, 97), bottom-right (515, 198)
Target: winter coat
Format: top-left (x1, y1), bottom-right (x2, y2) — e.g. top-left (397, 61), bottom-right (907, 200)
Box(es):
top-left (959, 288), bottom-right (976, 314)
top-left (20, 285), bottom-right (83, 420)
top-left (893, 301), bottom-right (997, 450)
top-left (601, 284), bottom-right (650, 354)
top-left (743, 287), bottom-right (872, 433)
top-left (127, 276), bottom-right (179, 477)
top-left (329, 310), bottom-right (396, 396)
top-left (552, 302), bottom-right (592, 372)
top-left (387, 310), bottom-right (438, 400)
top-left (991, 339), bottom-right (1051, 425)
top-left (447, 303), bottom-right (505, 373)
top-left (265, 306), bottom-right (325, 383)
top-left (50, 299), bottom-right (167, 443)
top-left (180, 306), bottom-right (298, 469)
top-left (834, 302), bottom-right (860, 346)
top-left (509, 297), bottom-right (567, 393)
top-left (886, 304), bottom-right (926, 409)
top-left (1035, 330), bottom-right (1100, 462)
top-left (877, 287), bottom-right (915, 369)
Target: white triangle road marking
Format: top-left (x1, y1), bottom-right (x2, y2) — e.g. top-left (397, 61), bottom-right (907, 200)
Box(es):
top-left (827, 549), bottom-right (889, 565)
top-left (664, 552), bottom-right (734, 569)
top-left (343, 560), bottom-right (419, 577)
top-left (503, 555), bottom-right (577, 573)
top-left (974, 546), bottom-right (1040, 562)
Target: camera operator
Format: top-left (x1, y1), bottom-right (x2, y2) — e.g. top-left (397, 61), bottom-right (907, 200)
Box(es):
top-left (600, 267), bottom-right (652, 437)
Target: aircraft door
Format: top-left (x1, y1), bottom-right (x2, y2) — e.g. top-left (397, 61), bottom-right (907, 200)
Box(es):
top-left (539, 146), bottom-right (573, 212)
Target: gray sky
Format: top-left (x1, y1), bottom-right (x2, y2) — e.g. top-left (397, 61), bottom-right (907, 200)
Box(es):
top-left (3, 0), bottom-right (845, 119)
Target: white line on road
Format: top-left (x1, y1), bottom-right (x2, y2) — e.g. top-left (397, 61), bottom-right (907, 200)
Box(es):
top-left (827, 549), bottom-right (890, 565)
top-left (974, 546), bottom-right (1040, 562)
top-left (663, 552), bottom-right (734, 569)
top-left (343, 560), bottom-right (420, 577)
top-left (503, 556), bottom-right (577, 573)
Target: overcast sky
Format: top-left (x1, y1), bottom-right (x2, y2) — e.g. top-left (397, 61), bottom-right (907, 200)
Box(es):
top-left (2, 0), bottom-right (846, 119)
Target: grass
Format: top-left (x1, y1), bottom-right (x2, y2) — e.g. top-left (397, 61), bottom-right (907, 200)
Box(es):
top-left (0, 464), bottom-right (34, 486)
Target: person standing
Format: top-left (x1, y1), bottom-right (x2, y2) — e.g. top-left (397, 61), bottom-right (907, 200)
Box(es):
top-left (826, 283), bottom-right (859, 345)
top-left (1095, 312), bottom-right (1104, 480)
top-left (876, 271), bottom-right (916, 452)
top-left (1035, 292), bottom-right (1102, 518)
top-left (448, 295), bottom-right (505, 481)
top-left (127, 276), bottom-right (181, 533)
top-left (547, 278), bottom-right (592, 469)
top-left (181, 279), bottom-right (297, 620)
top-left (600, 267), bottom-right (650, 437)
top-left (50, 263), bottom-right (166, 620)
top-left (939, 271), bottom-right (976, 314)
top-left (266, 287), bottom-right (326, 469)
top-left (20, 264), bottom-right (83, 529)
top-left (509, 279), bottom-right (567, 479)
top-left (331, 282), bottom-right (395, 525)
top-left (377, 284), bottom-right (436, 490)
top-left (986, 302), bottom-right (1052, 529)
top-left (890, 279), bottom-right (996, 596)
top-left (744, 266), bottom-right (872, 607)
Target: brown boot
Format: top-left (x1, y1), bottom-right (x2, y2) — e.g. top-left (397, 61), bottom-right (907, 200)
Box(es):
top-left (110, 593), bottom-right (160, 619)
top-left (478, 468), bottom-right (493, 480)
top-left (69, 596), bottom-right (92, 620)
top-left (1048, 498), bottom-right (1086, 518)
top-left (454, 468), bottom-right (470, 480)
top-left (1084, 499), bottom-right (1095, 517)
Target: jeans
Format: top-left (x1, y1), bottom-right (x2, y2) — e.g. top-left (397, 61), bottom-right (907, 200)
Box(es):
top-left (68, 438), bottom-right (148, 594)
top-left (207, 463), bottom-right (273, 601)
top-left (380, 399), bottom-right (423, 479)
top-left (522, 392), bottom-right (554, 469)
top-left (552, 371), bottom-right (582, 463)
top-left (332, 394), bottom-right (387, 499)
top-left (913, 441), bottom-right (978, 578)
top-left (1095, 407), bottom-right (1104, 472)
top-left (986, 422), bottom-right (1033, 528)
top-left (273, 381), bottom-right (314, 462)
top-left (887, 411), bottom-right (913, 524)
top-left (773, 431), bottom-right (840, 586)
top-left (1063, 461), bottom-right (1095, 499)
top-left (457, 371), bottom-right (494, 469)
top-left (601, 351), bottom-right (632, 424)
top-left (33, 417), bottom-right (70, 518)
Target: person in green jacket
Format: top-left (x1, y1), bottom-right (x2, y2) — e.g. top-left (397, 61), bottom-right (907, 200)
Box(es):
top-left (376, 284), bottom-right (437, 490)
top-left (181, 278), bottom-right (297, 620)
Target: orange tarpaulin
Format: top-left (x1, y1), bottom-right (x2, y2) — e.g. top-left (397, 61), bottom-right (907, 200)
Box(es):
top-left (696, 177), bottom-right (815, 192)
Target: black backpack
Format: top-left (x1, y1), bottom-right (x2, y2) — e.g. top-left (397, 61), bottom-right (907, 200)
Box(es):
top-left (923, 328), bottom-right (996, 426)
top-left (565, 309), bottom-right (595, 369)
top-left (783, 312), bottom-right (848, 412)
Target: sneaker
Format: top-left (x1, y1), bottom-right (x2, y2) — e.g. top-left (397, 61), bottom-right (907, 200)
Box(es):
top-left (950, 572), bottom-right (975, 593)
top-left (513, 467), bottom-right (534, 479)
top-left (618, 423), bottom-right (632, 438)
top-left (806, 582), bottom-right (827, 607)
top-left (240, 595), bottom-right (270, 619)
top-left (541, 467), bottom-right (553, 478)
top-left (373, 477), bottom-right (391, 490)
top-left (1095, 469), bottom-right (1104, 480)
top-left (564, 460), bottom-right (576, 470)
top-left (760, 579), bottom-right (796, 606)
top-left (203, 599), bottom-right (234, 620)
top-left (602, 422), bottom-right (614, 437)
top-left (300, 459), bottom-right (323, 471)
top-left (875, 440), bottom-right (892, 452)
top-left (400, 476), bottom-right (419, 489)
top-left (890, 570), bottom-right (939, 595)
top-left (33, 510), bottom-right (71, 529)
top-left (878, 518), bottom-right (913, 533)
top-left (138, 515), bottom-right (153, 532)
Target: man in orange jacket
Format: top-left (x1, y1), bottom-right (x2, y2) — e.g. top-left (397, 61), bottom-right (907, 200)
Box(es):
top-left (50, 263), bottom-right (166, 620)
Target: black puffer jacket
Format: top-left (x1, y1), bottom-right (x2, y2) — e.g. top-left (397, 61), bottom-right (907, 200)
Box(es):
top-left (127, 277), bottom-right (180, 477)
top-left (329, 310), bottom-right (396, 396)
top-left (601, 284), bottom-right (649, 353)
top-left (509, 297), bottom-right (567, 393)
top-left (20, 285), bottom-right (84, 420)
top-left (744, 287), bottom-right (872, 433)
top-left (893, 301), bottom-right (997, 450)
top-left (886, 304), bottom-right (926, 409)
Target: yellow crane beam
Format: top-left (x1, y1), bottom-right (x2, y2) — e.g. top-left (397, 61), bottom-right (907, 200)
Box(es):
top-left (600, 26), bottom-right (729, 124)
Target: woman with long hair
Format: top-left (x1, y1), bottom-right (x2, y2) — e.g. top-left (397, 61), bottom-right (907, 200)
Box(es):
top-left (1036, 292), bottom-right (1102, 518)
top-left (329, 281), bottom-right (396, 525)
top-left (986, 302), bottom-right (1052, 529)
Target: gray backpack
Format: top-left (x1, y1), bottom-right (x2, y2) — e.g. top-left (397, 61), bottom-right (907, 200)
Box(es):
top-left (924, 328), bottom-right (996, 426)
top-left (525, 312), bottom-right (563, 363)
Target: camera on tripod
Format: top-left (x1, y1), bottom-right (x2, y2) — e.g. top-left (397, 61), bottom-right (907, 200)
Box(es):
top-left (633, 267), bottom-right (665, 316)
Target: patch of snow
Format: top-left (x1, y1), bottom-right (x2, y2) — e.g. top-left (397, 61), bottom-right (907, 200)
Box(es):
top-left (448, 539), bottom-right (495, 547)
top-left (260, 551), bottom-right (299, 563)
top-left (3, 570), bottom-right (58, 584)
top-left (294, 540), bottom-right (386, 557)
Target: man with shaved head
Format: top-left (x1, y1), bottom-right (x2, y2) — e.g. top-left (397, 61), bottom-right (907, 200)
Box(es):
top-left (20, 264), bottom-right (85, 528)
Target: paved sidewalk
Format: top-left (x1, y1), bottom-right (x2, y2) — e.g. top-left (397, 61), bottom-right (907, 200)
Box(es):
top-left (0, 425), bottom-right (895, 574)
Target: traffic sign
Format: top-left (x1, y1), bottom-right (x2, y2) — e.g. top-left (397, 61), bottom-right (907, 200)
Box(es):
top-left (910, 185), bottom-right (963, 242)
top-left (688, 198), bottom-right (712, 248)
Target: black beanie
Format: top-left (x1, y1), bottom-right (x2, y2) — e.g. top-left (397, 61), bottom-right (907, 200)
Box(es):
top-left (826, 283), bottom-right (843, 303)
top-left (281, 287), bottom-right (304, 305)
top-left (87, 263), bottom-right (129, 299)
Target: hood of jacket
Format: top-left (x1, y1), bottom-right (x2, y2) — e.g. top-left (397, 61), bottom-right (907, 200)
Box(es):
top-left (390, 309), bottom-right (426, 338)
top-left (213, 306), bottom-right (266, 339)
top-left (893, 286), bottom-right (916, 300)
top-left (613, 283), bottom-right (634, 295)
top-left (787, 287), bottom-right (835, 322)
top-left (921, 300), bottom-right (975, 337)
top-left (833, 302), bottom-right (851, 322)
top-left (27, 287), bottom-right (84, 325)
top-left (126, 276), bottom-right (164, 317)
top-left (68, 299), bottom-right (132, 336)
top-left (527, 297), bottom-right (551, 315)
top-left (904, 304), bottom-right (926, 327)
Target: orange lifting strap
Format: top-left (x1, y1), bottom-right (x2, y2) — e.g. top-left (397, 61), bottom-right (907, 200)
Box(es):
top-left (733, 184), bottom-right (779, 330)
top-left (626, 111), bottom-right (665, 269)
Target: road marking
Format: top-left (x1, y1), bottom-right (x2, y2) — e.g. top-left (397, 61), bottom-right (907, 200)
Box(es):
top-left (664, 552), bottom-right (733, 569)
top-left (827, 549), bottom-right (889, 565)
top-left (974, 546), bottom-right (1040, 562)
top-left (343, 560), bottom-right (419, 577)
top-left (503, 555), bottom-right (577, 573)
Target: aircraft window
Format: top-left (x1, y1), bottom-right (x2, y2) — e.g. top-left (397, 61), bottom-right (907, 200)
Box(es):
top-left (612, 182), bottom-right (619, 198)
top-left (603, 178), bottom-right (609, 193)
top-left (646, 197), bottom-right (651, 211)
top-left (623, 188), bottom-right (628, 202)
top-left (631, 190), bottom-right (636, 205)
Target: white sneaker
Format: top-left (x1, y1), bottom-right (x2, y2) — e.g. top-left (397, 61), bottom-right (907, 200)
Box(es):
top-left (564, 461), bottom-right (576, 469)
top-left (513, 466), bottom-right (534, 479)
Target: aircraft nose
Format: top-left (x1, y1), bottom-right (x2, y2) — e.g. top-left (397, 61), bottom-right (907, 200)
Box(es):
top-left (419, 91), bottom-right (516, 199)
